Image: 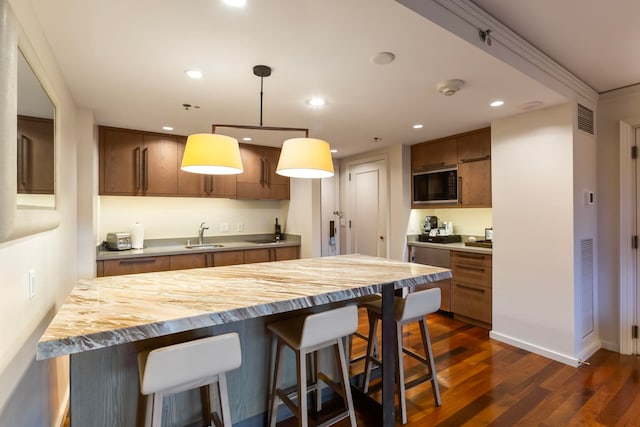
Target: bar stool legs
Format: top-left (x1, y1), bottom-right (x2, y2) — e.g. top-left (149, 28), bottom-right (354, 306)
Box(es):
top-left (267, 305), bottom-right (358, 427)
top-left (362, 288), bottom-right (442, 424)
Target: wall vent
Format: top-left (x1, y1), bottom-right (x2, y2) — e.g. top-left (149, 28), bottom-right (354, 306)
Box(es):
top-left (580, 238), bottom-right (594, 338)
top-left (577, 104), bottom-right (594, 135)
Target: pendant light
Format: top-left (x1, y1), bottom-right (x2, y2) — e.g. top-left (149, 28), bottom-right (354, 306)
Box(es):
top-left (210, 65), bottom-right (334, 179)
top-left (180, 133), bottom-right (243, 175)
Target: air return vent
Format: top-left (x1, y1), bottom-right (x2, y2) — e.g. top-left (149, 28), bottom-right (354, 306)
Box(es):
top-left (577, 104), bottom-right (594, 135)
top-left (580, 238), bottom-right (594, 338)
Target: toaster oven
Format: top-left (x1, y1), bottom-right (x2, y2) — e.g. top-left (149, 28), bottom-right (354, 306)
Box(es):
top-left (106, 232), bottom-right (132, 250)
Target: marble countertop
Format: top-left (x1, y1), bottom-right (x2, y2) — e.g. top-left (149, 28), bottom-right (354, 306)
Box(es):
top-left (37, 254), bottom-right (451, 360)
top-left (407, 235), bottom-right (492, 255)
top-left (97, 234), bottom-right (301, 260)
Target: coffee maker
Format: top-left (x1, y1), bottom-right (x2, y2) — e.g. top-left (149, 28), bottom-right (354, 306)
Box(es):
top-left (423, 216), bottom-right (438, 233)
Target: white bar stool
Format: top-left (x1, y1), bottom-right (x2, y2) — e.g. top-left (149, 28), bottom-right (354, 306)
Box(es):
top-left (267, 305), bottom-right (358, 427)
top-left (137, 333), bottom-right (242, 427)
top-left (362, 287), bottom-right (441, 424)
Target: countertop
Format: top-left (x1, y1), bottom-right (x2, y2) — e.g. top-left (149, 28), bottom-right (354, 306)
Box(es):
top-left (407, 235), bottom-right (493, 255)
top-left (37, 254), bottom-right (451, 360)
top-left (97, 234), bottom-right (301, 260)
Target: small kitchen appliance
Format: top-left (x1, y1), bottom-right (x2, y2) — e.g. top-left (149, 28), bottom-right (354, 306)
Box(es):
top-left (423, 216), bottom-right (438, 233)
top-left (106, 232), bottom-right (132, 251)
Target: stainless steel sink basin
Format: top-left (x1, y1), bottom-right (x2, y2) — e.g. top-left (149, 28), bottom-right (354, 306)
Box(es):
top-left (185, 244), bottom-right (224, 249)
top-left (246, 239), bottom-right (278, 244)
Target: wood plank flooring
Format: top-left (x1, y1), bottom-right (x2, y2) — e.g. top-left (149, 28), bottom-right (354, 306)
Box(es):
top-left (331, 310), bottom-right (640, 427)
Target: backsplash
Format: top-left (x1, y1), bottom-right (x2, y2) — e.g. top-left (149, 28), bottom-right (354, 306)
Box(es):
top-left (98, 196), bottom-right (289, 244)
top-left (408, 208), bottom-right (492, 237)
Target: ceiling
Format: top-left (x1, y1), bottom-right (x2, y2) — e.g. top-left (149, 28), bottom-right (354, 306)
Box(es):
top-left (27, 0), bottom-right (628, 158)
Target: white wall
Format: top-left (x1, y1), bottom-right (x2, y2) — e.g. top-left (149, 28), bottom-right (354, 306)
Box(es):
top-left (1, 0), bottom-right (79, 424)
top-left (596, 84), bottom-right (640, 351)
top-left (98, 196), bottom-right (289, 242)
top-left (408, 208), bottom-right (493, 236)
top-left (490, 104), bottom-right (579, 365)
top-left (287, 178), bottom-right (322, 258)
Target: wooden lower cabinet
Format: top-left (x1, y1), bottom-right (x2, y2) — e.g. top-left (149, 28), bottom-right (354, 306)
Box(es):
top-left (410, 245), bottom-right (451, 311)
top-left (450, 251), bottom-right (492, 328)
top-left (98, 246), bottom-right (299, 276)
top-left (101, 256), bottom-right (172, 276)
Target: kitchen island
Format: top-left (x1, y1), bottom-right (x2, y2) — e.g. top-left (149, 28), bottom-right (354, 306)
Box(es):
top-left (38, 254), bottom-right (451, 427)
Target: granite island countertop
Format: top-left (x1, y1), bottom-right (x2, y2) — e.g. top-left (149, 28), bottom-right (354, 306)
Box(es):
top-left (97, 233), bottom-right (301, 260)
top-left (38, 254), bottom-right (451, 360)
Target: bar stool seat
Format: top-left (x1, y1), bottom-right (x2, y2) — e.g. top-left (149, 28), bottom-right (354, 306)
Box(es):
top-left (137, 333), bottom-right (242, 427)
top-left (267, 305), bottom-right (359, 427)
top-left (362, 287), bottom-right (442, 424)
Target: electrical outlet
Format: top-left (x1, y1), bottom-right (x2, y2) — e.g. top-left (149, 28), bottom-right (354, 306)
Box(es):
top-left (237, 223), bottom-right (244, 232)
top-left (28, 269), bottom-right (36, 299)
top-left (220, 223), bottom-right (230, 232)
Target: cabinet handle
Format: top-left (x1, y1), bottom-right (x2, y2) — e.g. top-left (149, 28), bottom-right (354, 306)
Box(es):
top-left (458, 176), bottom-right (462, 205)
top-left (455, 283), bottom-right (485, 293)
top-left (209, 176), bottom-right (214, 194)
top-left (260, 158), bottom-right (266, 185)
top-left (19, 135), bottom-right (30, 187)
top-left (134, 147), bottom-right (141, 190)
top-left (459, 155), bottom-right (490, 163)
top-left (455, 264), bottom-right (485, 272)
top-left (456, 252), bottom-right (485, 260)
top-left (142, 147), bottom-right (149, 191)
top-left (120, 258), bottom-right (156, 265)
top-left (265, 159), bottom-right (270, 186)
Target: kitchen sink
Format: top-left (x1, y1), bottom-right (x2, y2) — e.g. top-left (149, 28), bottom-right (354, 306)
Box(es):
top-left (246, 239), bottom-right (278, 244)
top-left (185, 244), bottom-right (224, 249)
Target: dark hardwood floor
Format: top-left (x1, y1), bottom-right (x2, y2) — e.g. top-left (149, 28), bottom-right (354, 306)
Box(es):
top-left (331, 310), bottom-right (640, 427)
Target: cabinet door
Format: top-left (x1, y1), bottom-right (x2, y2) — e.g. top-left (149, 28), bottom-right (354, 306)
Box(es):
top-left (458, 159), bottom-right (491, 207)
top-left (274, 246), bottom-right (299, 261)
top-left (236, 144), bottom-right (289, 200)
top-left (141, 135), bottom-right (178, 196)
top-left (100, 128), bottom-right (143, 195)
top-left (410, 246), bottom-right (451, 311)
top-left (102, 256), bottom-right (171, 276)
top-left (451, 282), bottom-right (492, 324)
top-left (170, 253), bottom-right (208, 270)
top-left (457, 129), bottom-right (490, 162)
top-left (244, 248), bottom-right (271, 263)
top-left (17, 116), bottom-right (54, 194)
top-left (177, 140), bottom-right (237, 198)
top-left (213, 250), bottom-right (245, 267)
top-left (411, 137), bottom-right (457, 171)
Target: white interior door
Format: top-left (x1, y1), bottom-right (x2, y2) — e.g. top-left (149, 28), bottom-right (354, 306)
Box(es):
top-left (349, 160), bottom-right (387, 257)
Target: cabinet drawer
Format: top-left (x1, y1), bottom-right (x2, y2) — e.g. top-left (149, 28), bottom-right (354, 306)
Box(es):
top-left (171, 253), bottom-right (208, 270)
top-left (451, 282), bottom-right (492, 324)
top-left (102, 256), bottom-right (171, 276)
top-left (452, 263), bottom-right (491, 288)
top-left (213, 250), bottom-right (245, 267)
top-left (451, 251), bottom-right (491, 268)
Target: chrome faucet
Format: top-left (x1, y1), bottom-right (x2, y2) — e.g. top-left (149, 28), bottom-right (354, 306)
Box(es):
top-left (198, 222), bottom-right (209, 245)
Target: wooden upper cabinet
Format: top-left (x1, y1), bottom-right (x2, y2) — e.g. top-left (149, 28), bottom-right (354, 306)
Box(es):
top-left (458, 159), bottom-right (491, 207)
top-left (99, 127), bottom-right (178, 196)
top-left (176, 139), bottom-right (237, 198)
top-left (457, 128), bottom-right (491, 163)
top-left (236, 144), bottom-right (290, 200)
top-left (411, 137), bottom-right (458, 172)
top-left (17, 116), bottom-right (54, 194)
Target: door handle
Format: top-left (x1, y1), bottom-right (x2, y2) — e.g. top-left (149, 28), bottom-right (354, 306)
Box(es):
top-left (142, 147), bottom-right (149, 191)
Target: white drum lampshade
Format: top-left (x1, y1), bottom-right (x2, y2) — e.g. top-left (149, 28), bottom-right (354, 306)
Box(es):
top-left (181, 134), bottom-right (243, 175)
top-left (275, 138), bottom-right (334, 179)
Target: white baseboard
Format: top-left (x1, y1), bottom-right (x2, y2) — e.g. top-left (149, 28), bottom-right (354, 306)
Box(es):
top-left (52, 387), bottom-right (69, 427)
top-left (490, 330), bottom-right (582, 367)
top-left (600, 339), bottom-right (619, 352)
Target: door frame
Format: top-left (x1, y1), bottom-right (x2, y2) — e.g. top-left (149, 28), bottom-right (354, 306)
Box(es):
top-left (620, 121), bottom-right (638, 354)
top-left (344, 153), bottom-right (390, 256)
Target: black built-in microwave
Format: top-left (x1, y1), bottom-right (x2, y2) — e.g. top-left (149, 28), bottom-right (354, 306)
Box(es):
top-left (412, 166), bottom-right (458, 205)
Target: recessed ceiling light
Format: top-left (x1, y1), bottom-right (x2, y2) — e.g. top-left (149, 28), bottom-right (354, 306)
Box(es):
top-left (184, 69), bottom-right (203, 79)
top-left (224, 0), bottom-right (246, 7)
top-left (490, 100), bottom-right (504, 107)
top-left (242, 137), bottom-right (252, 141)
top-left (413, 124), bottom-right (424, 129)
top-left (308, 97), bottom-right (326, 107)
top-left (162, 126), bottom-right (174, 131)
top-left (330, 149), bottom-right (337, 153)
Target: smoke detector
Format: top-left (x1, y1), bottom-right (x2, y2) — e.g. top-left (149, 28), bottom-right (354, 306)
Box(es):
top-left (437, 79), bottom-right (464, 96)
